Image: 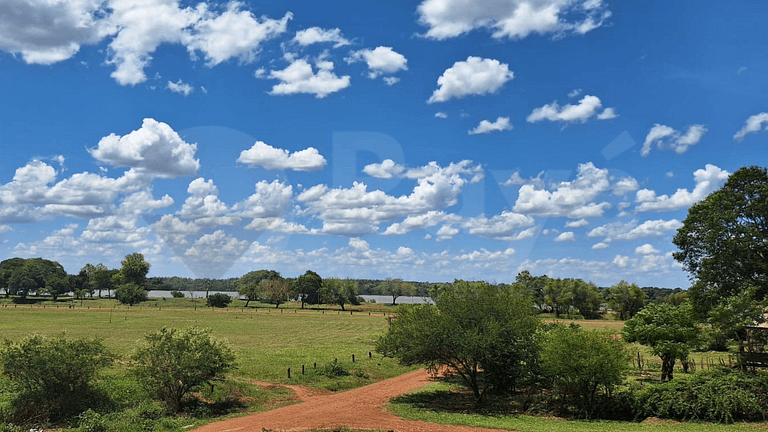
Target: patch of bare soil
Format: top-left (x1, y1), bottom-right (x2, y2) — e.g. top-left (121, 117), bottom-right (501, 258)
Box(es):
top-left (192, 369), bottom-right (509, 432)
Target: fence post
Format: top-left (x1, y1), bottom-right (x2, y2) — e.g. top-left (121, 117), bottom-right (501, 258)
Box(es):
top-left (369, 351), bottom-right (372, 359)
top-left (288, 368), bottom-right (291, 379)
top-left (302, 365), bottom-right (305, 375)
top-left (352, 354), bottom-right (355, 363)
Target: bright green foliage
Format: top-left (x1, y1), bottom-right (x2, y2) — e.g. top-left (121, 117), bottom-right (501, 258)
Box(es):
top-left (673, 166), bottom-right (768, 316)
top-left (321, 278), bottom-right (360, 311)
top-left (515, 270), bottom-right (548, 310)
top-left (544, 278), bottom-right (601, 318)
top-left (377, 280), bottom-right (540, 404)
top-left (292, 270), bottom-right (322, 308)
top-left (82, 263), bottom-right (114, 298)
top-left (606, 280), bottom-right (647, 320)
top-left (132, 327), bottom-right (236, 413)
top-left (378, 278), bottom-right (414, 305)
top-left (708, 286), bottom-right (765, 349)
top-left (236, 269), bottom-right (281, 307)
top-left (0, 334), bottom-right (113, 420)
top-left (118, 253), bottom-right (151, 287)
top-left (114, 282), bottom-right (148, 305)
top-left (541, 326), bottom-right (630, 417)
top-left (206, 293), bottom-right (232, 308)
top-left (623, 302), bottom-right (700, 381)
top-left (636, 367), bottom-right (768, 423)
top-left (260, 278), bottom-right (291, 308)
top-left (2, 258), bottom-right (67, 299)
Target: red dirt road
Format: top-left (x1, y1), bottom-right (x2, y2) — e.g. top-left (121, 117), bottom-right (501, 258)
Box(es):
top-left (193, 369), bottom-right (507, 432)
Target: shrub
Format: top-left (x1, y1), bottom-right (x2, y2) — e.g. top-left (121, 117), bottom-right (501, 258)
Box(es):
top-left (635, 367), bottom-right (768, 423)
top-left (315, 359), bottom-right (350, 377)
top-left (541, 326), bottom-right (630, 418)
top-left (132, 327), bottom-right (236, 413)
top-left (114, 283), bottom-right (148, 306)
top-left (206, 293), bottom-right (232, 308)
top-left (170, 290), bottom-right (185, 298)
top-left (0, 334), bottom-right (114, 423)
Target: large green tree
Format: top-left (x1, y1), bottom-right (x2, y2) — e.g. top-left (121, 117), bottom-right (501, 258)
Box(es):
top-left (117, 253), bottom-right (151, 287)
top-left (321, 278), bottom-right (360, 311)
top-left (623, 302), bottom-right (700, 381)
top-left (515, 270), bottom-right (548, 310)
top-left (292, 270), bottom-right (322, 308)
top-left (4, 258), bottom-right (67, 299)
top-left (260, 278), bottom-right (291, 308)
top-left (237, 269), bottom-right (281, 307)
top-left (606, 280), bottom-right (647, 320)
top-left (673, 166), bottom-right (768, 316)
top-left (377, 280), bottom-right (540, 404)
top-left (377, 278), bottom-right (414, 305)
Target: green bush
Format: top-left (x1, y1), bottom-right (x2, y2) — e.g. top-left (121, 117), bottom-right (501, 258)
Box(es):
top-left (170, 290), bottom-right (185, 298)
top-left (635, 367), bottom-right (768, 423)
top-left (132, 327), bottom-right (236, 413)
top-left (206, 293), bottom-right (232, 308)
top-left (0, 334), bottom-right (114, 423)
top-left (315, 359), bottom-right (350, 377)
top-left (115, 283), bottom-right (148, 306)
top-left (541, 326), bottom-right (630, 418)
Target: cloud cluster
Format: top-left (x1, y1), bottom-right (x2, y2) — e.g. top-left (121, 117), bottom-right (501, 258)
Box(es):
top-left (293, 27), bottom-right (350, 48)
top-left (635, 164), bottom-right (728, 212)
top-left (416, 0), bottom-right (611, 40)
top-left (264, 58), bottom-right (351, 98)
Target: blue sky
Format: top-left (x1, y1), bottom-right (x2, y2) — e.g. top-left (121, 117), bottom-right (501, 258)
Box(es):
top-left (1, 0), bottom-right (766, 287)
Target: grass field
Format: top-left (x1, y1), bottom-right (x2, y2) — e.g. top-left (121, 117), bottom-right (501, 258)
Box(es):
top-left (0, 297), bottom-right (761, 431)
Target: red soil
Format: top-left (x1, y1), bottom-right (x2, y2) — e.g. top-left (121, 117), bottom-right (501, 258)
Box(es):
top-left (192, 369), bottom-right (507, 432)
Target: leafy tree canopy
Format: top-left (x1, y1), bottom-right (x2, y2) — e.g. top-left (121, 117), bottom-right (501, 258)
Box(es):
top-left (623, 302), bottom-right (700, 381)
top-left (377, 280), bottom-right (540, 404)
top-left (673, 166), bottom-right (768, 316)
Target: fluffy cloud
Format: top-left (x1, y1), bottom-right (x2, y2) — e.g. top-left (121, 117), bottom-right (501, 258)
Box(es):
top-left (635, 164), bottom-right (729, 212)
top-left (177, 178), bottom-right (232, 222)
top-left (299, 161), bottom-right (483, 235)
top-left (641, 124), bottom-right (708, 157)
top-left (0, 1), bottom-right (290, 85)
top-left (734, 112), bottom-right (768, 141)
top-left (512, 162), bottom-right (612, 218)
top-left (166, 79), bottom-right (194, 96)
top-left (463, 211), bottom-right (535, 240)
top-left (293, 27), bottom-right (350, 48)
top-left (346, 46), bottom-right (408, 79)
top-left (265, 58), bottom-right (351, 98)
top-left (237, 141), bottom-right (327, 171)
top-left (383, 211), bottom-right (461, 235)
top-left (468, 117), bottom-right (513, 135)
top-left (107, 0), bottom-right (290, 85)
top-left (635, 244), bottom-right (660, 255)
top-left (587, 219), bottom-right (683, 242)
top-left (0, 0), bottom-right (111, 64)
top-left (527, 95), bottom-right (617, 124)
top-left (416, 0), bottom-right (611, 40)
top-left (428, 56), bottom-right (514, 103)
top-left (185, 4), bottom-right (291, 67)
top-left (554, 231), bottom-right (575, 242)
top-left (232, 180), bottom-right (293, 218)
top-left (183, 230), bottom-right (252, 277)
top-left (89, 118), bottom-right (200, 178)
top-left (363, 159), bottom-right (405, 179)
top-left (363, 159), bottom-right (484, 183)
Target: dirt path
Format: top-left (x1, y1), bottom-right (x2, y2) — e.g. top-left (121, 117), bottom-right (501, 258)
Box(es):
top-left (193, 369), bottom-right (507, 432)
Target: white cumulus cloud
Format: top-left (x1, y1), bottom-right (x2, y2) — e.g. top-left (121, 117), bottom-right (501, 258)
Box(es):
top-left (265, 58), bottom-right (351, 98)
top-left (428, 56), bottom-right (514, 103)
top-left (468, 117), bottom-right (513, 135)
top-left (635, 164), bottom-right (729, 212)
top-left (166, 79), bottom-right (194, 96)
top-left (346, 46), bottom-right (408, 79)
top-left (527, 95), bottom-right (616, 124)
top-left (237, 141), bottom-right (327, 172)
top-left (88, 118), bottom-right (200, 178)
top-left (293, 27), bottom-right (350, 48)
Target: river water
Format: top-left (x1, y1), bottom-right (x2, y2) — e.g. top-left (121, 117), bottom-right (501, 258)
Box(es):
top-left (147, 291), bottom-right (433, 304)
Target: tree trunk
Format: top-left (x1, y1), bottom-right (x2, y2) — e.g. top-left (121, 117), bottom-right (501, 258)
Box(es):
top-left (660, 354), bottom-right (675, 381)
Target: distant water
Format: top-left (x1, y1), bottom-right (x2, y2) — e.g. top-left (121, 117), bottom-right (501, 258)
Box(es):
top-left (147, 291), bottom-right (433, 304)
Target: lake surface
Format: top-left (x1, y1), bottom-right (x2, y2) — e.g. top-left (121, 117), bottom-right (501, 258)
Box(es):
top-left (147, 291), bottom-right (433, 304)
